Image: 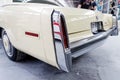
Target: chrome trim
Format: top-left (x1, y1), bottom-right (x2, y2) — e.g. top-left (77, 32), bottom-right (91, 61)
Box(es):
top-left (112, 16), bottom-right (117, 27)
top-left (71, 27), bottom-right (116, 58)
top-left (54, 40), bottom-right (71, 72)
top-left (51, 10), bottom-right (71, 72)
top-left (111, 16), bottom-right (119, 36)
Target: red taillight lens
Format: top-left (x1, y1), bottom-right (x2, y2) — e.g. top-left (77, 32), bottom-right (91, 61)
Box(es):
top-left (52, 11), bottom-right (69, 49)
top-left (60, 16), bottom-right (69, 48)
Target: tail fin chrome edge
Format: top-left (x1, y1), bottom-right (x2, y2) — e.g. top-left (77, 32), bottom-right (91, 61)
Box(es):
top-left (51, 10), bottom-right (72, 72)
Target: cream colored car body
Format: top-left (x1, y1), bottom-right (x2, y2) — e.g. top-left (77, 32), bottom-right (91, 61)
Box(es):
top-left (0, 1), bottom-right (118, 72)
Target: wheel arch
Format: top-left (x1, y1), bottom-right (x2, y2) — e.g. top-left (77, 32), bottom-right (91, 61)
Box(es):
top-left (0, 27), bottom-right (4, 38)
top-left (0, 27), bottom-right (16, 48)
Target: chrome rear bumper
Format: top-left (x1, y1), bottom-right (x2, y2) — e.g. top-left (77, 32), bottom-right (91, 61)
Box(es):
top-left (70, 27), bottom-right (116, 58)
top-left (54, 25), bottom-right (118, 72)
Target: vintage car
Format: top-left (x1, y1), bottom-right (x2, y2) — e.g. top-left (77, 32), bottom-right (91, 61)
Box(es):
top-left (0, 0), bottom-right (119, 72)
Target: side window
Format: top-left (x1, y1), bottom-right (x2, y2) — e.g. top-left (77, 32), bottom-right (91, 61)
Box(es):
top-left (13, 0), bottom-right (24, 2)
top-left (27, 0), bottom-right (58, 5)
top-left (13, 0), bottom-right (59, 6)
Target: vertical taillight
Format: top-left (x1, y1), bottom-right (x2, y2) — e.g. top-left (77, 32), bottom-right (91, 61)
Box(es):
top-left (52, 11), bottom-right (71, 72)
top-left (60, 16), bottom-right (69, 49)
top-left (52, 11), bottom-right (69, 50)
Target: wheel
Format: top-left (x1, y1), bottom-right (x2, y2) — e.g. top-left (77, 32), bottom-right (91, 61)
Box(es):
top-left (2, 30), bottom-right (26, 61)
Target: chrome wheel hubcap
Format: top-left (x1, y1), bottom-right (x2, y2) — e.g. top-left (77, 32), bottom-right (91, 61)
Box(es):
top-left (3, 34), bottom-right (13, 57)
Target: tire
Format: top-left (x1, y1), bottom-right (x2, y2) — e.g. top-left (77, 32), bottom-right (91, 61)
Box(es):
top-left (2, 30), bottom-right (26, 61)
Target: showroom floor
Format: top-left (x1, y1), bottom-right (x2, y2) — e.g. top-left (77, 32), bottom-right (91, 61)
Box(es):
top-left (0, 34), bottom-right (120, 80)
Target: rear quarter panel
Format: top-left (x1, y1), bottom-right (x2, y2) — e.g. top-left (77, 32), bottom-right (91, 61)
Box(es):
top-left (40, 8), bottom-right (59, 68)
top-left (0, 3), bottom-right (58, 67)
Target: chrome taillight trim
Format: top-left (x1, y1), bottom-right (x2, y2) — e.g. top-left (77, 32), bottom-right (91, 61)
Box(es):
top-left (51, 10), bottom-right (72, 72)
